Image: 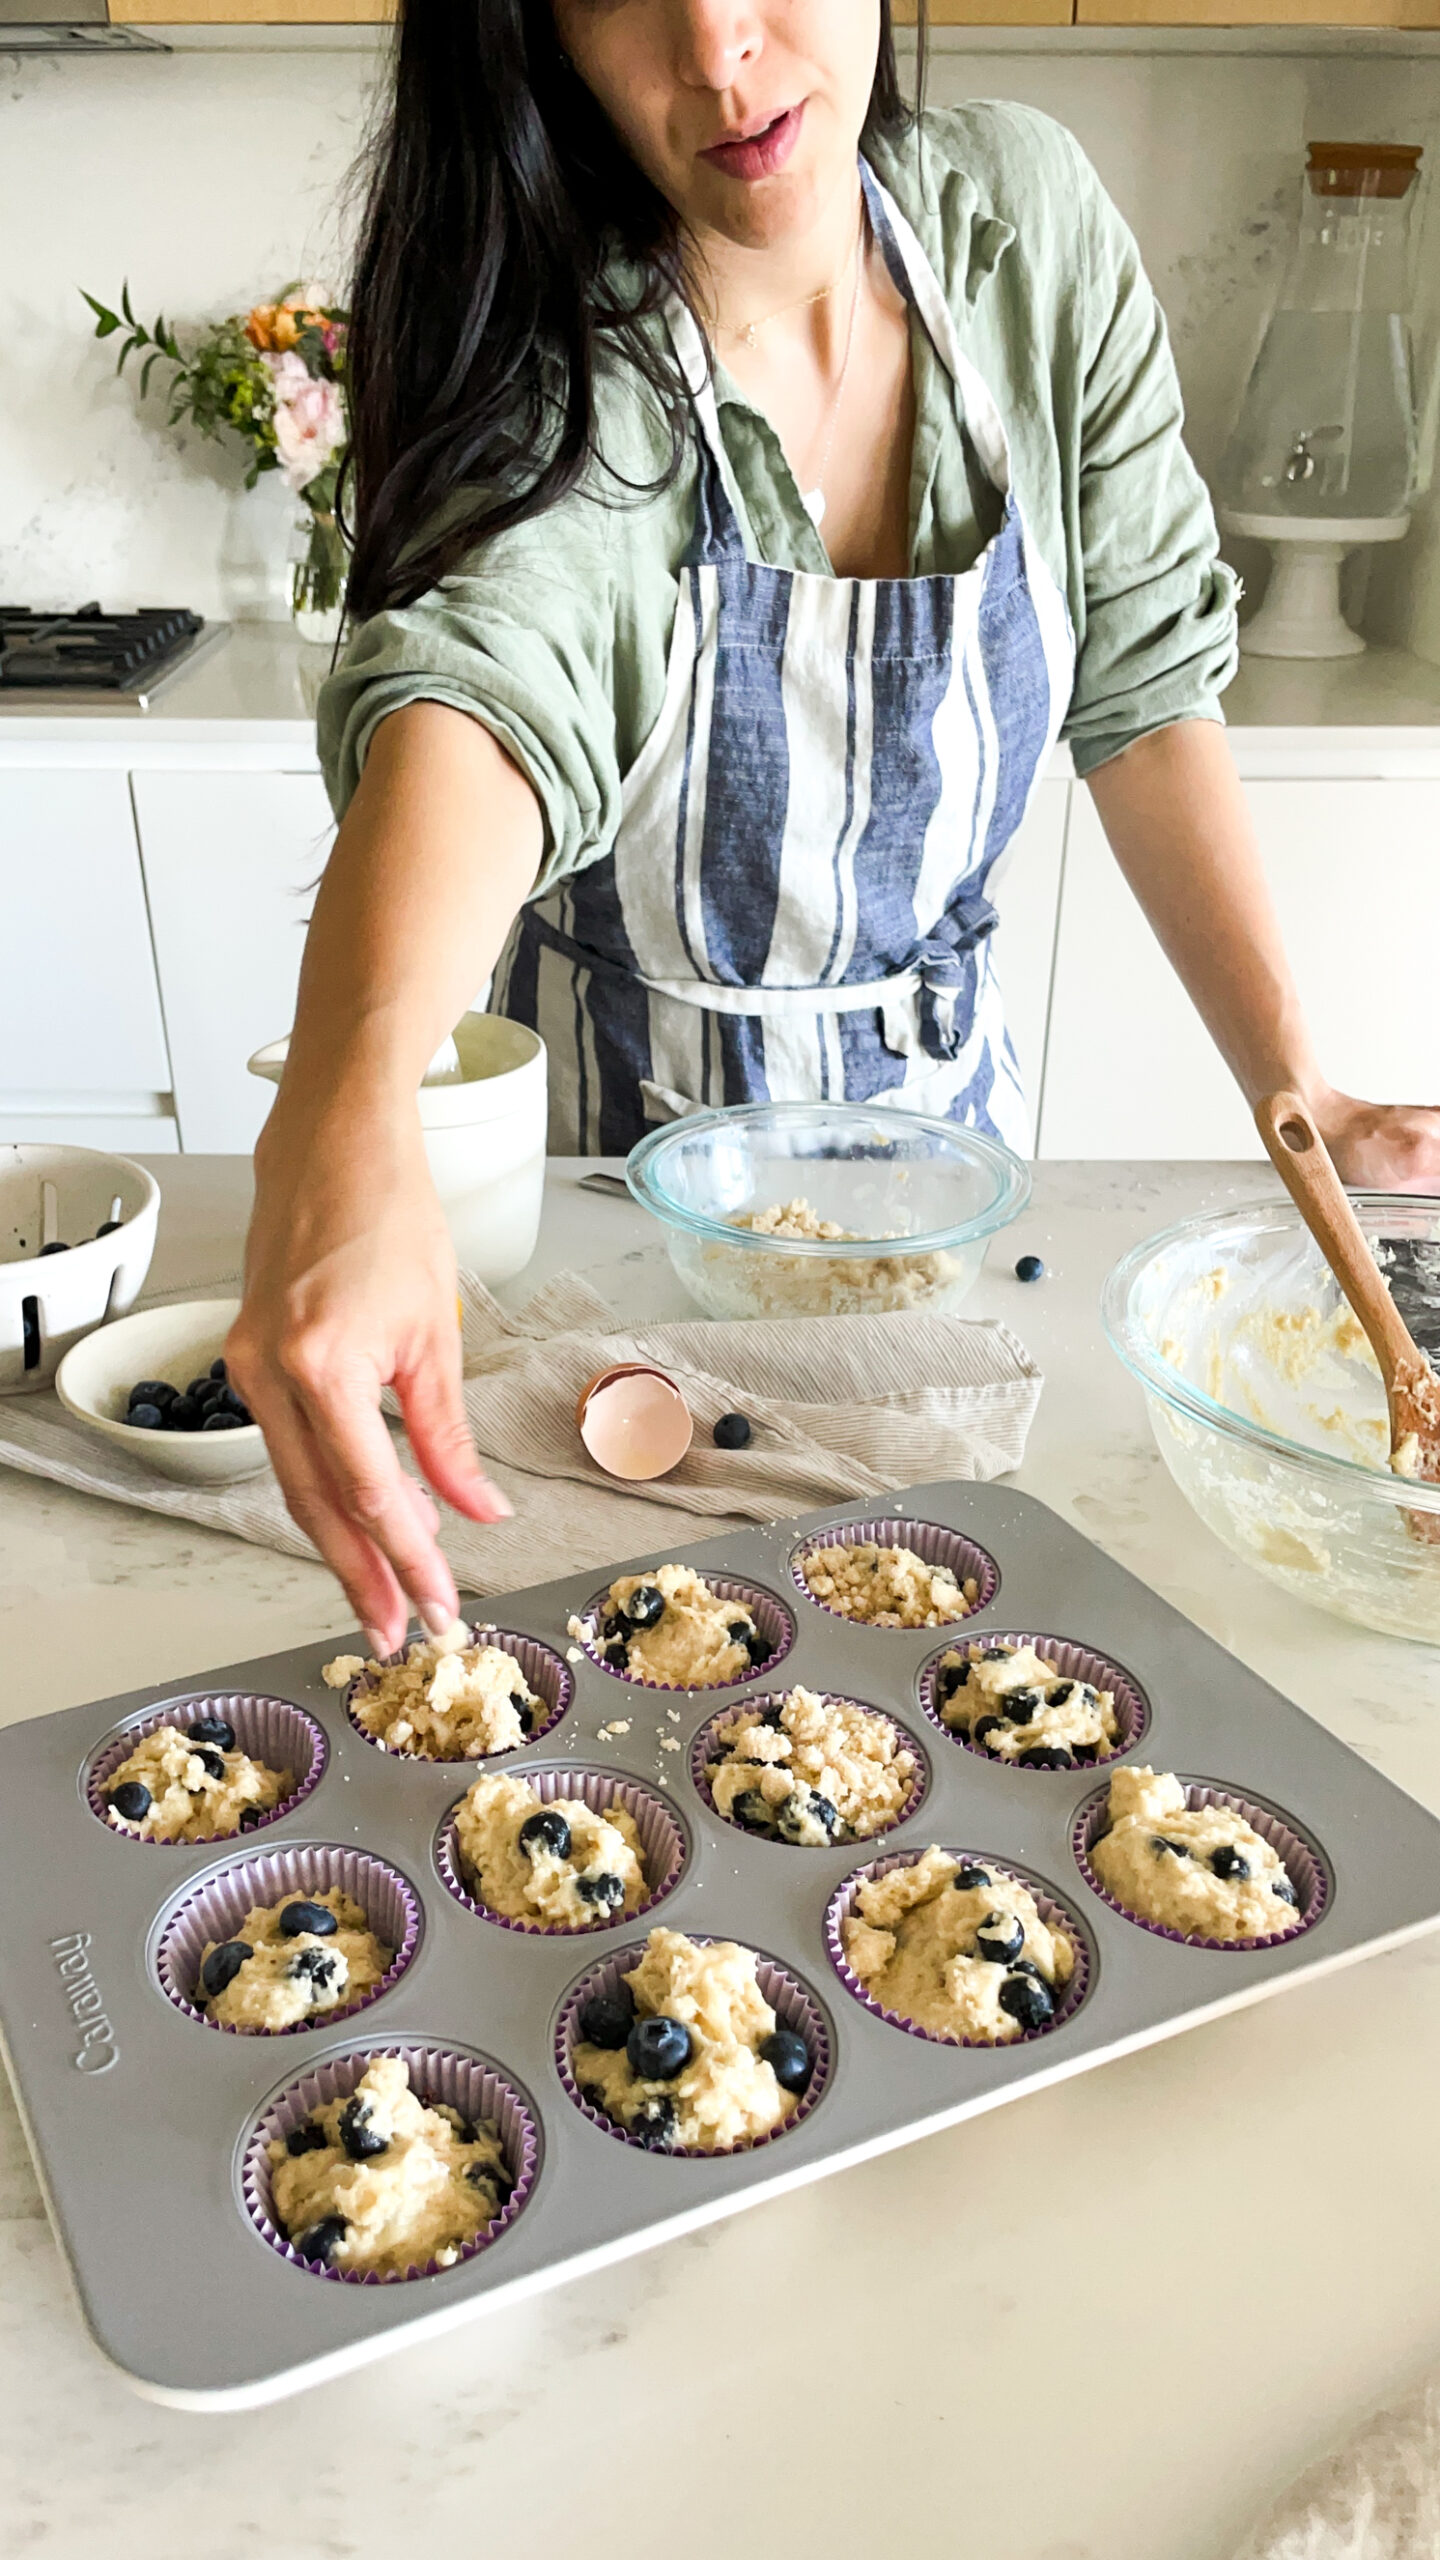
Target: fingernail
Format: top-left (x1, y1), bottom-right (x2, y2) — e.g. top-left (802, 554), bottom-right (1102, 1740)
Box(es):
top-left (419, 1599), bottom-right (461, 1639)
top-left (363, 1624), bottom-right (391, 1662)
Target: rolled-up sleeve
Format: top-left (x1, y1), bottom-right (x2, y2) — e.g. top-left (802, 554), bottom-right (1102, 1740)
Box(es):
top-left (1059, 134), bottom-right (1239, 777)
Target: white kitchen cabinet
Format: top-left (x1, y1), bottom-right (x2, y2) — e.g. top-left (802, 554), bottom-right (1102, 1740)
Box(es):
top-left (133, 772), bottom-right (335, 1152)
top-left (0, 771), bottom-right (175, 1149)
top-left (1038, 778), bottom-right (1440, 1158)
top-left (987, 775), bottom-right (1069, 1152)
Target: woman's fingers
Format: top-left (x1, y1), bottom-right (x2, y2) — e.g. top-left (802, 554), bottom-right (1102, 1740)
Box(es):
top-left (396, 1344), bottom-right (513, 1524)
top-left (281, 1341), bottom-right (463, 1637)
top-left (1318, 1094), bottom-right (1440, 1193)
top-left (246, 1379), bottom-right (412, 1656)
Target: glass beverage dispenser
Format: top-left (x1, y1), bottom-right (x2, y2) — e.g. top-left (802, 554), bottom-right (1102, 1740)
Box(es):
top-left (1220, 141), bottom-right (1422, 658)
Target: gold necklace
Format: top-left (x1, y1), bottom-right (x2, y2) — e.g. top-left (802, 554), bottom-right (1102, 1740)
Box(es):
top-left (713, 218), bottom-right (862, 353)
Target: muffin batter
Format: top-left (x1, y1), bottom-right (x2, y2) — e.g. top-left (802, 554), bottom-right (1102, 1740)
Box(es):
top-left (706, 1686), bottom-right (916, 1843)
top-left (197, 1886), bottom-right (392, 2031)
top-left (1088, 1766), bottom-right (1300, 1941)
top-left (572, 1928), bottom-right (805, 2151)
top-left (102, 1719), bottom-right (291, 1843)
top-left (268, 2055), bottom-right (513, 2278)
top-left (327, 1623), bottom-right (539, 1759)
top-left (842, 1847), bottom-right (1075, 2042)
top-left (937, 1642), bottom-right (1121, 1767)
top-left (453, 1771), bottom-right (648, 1927)
top-left (720, 1199), bottom-right (956, 1317)
top-left (583, 1565), bottom-right (773, 1689)
top-left (802, 1541), bottom-right (978, 1629)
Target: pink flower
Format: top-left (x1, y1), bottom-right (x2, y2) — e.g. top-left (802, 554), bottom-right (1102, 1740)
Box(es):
top-left (265, 352), bottom-right (344, 492)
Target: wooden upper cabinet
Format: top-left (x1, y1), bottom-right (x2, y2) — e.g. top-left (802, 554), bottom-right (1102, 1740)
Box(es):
top-left (1078, 0), bottom-right (1439, 22)
top-left (110, 0), bottom-right (392, 21)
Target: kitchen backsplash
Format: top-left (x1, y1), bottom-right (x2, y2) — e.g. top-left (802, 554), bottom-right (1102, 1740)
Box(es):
top-left (1, 33), bottom-right (1436, 656)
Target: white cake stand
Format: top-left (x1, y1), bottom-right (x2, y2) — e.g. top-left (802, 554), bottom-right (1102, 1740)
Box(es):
top-left (1222, 509), bottom-right (1410, 659)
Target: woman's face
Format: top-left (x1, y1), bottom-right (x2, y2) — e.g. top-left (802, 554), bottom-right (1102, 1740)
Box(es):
top-left (551, 0), bottom-right (882, 251)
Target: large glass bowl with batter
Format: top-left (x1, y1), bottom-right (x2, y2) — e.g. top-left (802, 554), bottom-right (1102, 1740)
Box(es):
top-left (1104, 1196), bottom-right (1440, 1643)
top-left (626, 1102), bottom-right (1029, 1321)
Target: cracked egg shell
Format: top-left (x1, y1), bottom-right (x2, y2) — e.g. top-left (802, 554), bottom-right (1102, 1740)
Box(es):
top-left (576, 1364), bottom-right (694, 1482)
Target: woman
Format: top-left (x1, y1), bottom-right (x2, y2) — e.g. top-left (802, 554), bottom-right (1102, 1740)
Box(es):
top-left (230, 0), bottom-right (1439, 1656)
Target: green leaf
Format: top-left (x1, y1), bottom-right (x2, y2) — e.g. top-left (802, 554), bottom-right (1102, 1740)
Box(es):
top-left (92, 310), bottom-right (120, 339)
top-left (120, 278), bottom-right (136, 328)
top-left (139, 348), bottom-right (164, 398)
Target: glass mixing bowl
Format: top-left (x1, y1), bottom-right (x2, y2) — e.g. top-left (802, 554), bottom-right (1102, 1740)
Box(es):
top-left (1103, 1196), bottom-right (1440, 1644)
top-left (626, 1103), bottom-right (1030, 1322)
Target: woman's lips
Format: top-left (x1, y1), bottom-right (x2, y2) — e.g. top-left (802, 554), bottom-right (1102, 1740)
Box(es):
top-left (701, 103), bottom-right (805, 183)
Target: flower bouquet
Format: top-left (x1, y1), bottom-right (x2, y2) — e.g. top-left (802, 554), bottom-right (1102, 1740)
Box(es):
top-left (82, 281), bottom-right (350, 635)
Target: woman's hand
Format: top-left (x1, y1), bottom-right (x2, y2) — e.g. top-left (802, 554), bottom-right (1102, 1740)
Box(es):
top-left (226, 1076), bottom-right (511, 1660)
top-left (1312, 1089), bottom-right (1440, 1194)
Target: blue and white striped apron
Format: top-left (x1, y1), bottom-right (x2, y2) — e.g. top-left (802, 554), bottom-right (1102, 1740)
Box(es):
top-left (493, 163), bottom-right (1074, 1158)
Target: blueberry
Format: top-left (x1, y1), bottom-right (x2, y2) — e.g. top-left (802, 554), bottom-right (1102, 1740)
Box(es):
top-left (209, 1357), bottom-right (228, 1382)
top-left (626, 2015), bottom-right (692, 2080)
top-left (744, 1630), bottom-right (774, 1668)
top-left (202, 1411), bottom-right (247, 1432)
top-left (1007, 1957), bottom-right (1045, 1981)
top-left (1048, 1681), bottom-right (1075, 1708)
top-left (777, 1786), bottom-right (839, 1843)
top-left (191, 1745), bottom-right (227, 1782)
top-left (972, 1715), bottom-right (1005, 1751)
top-left (128, 1379), bottom-right (174, 1409)
top-left (975, 1911), bottom-right (1026, 1965)
top-left (38, 1240), bottom-right (69, 1256)
top-left (576, 1871), bottom-right (626, 1910)
top-left (279, 1898), bottom-right (338, 1939)
top-left (186, 1716), bottom-right (236, 1752)
top-left (577, 1981), bottom-right (635, 2049)
top-left (1152, 1836), bottom-right (1190, 1859)
top-left (338, 2096), bottom-right (388, 2161)
top-left (998, 1971), bottom-right (1054, 2030)
top-left (713, 1412), bottom-right (753, 1450)
top-left (630, 2096), bottom-right (678, 2150)
top-left (167, 1395), bottom-right (203, 1432)
top-left (465, 2160), bottom-right (500, 2196)
top-left (1015, 1254), bottom-right (1045, 1283)
top-left (106, 1780), bottom-right (151, 1822)
top-left (760, 2028), bottom-right (813, 2093)
top-left (185, 1376), bottom-right (213, 1402)
top-left (604, 1641), bottom-right (630, 1670)
top-left (1272, 1876), bottom-right (1298, 1907)
top-left (1210, 1844), bottom-right (1251, 1882)
top-left (199, 1939), bottom-right (252, 1999)
top-left (295, 2216), bottom-right (348, 2267)
top-left (238, 1804), bottom-right (270, 1831)
top-left (601, 1614), bottom-right (625, 1641)
top-left (125, 1402), bottom-right (165, 1430)
top-left (1005, 1690), bottom-right (1041, 1727)
top-left (517, 1702), bottom-right (535, 1736)
top-left (95, 1219), bottom-right (122, 1237)
top-left (760, 1701), bottom-right (786, 1729)
top-left (729, 1789), bottom-right (773, 1833)
top-left (288, 1947), bottom-right (342, 1995)
top-left (220, 1387), bottom-right (253, 1420)
top-left (285, 2117), bottom-right (328, 2157)
top-left (978, 1646), bottom-right (1009, 1662)
top-left (1018, 1745), bottom-right (1075, 1771)
top-left (953, 1864), bottom-right (992, 1891)
top-left (939, 1660), bottom-right (970, 1699)
top-left (624, 1583), bottom-right (666, 1631)
top-left (519, 1808), bottom-right (571, 1862)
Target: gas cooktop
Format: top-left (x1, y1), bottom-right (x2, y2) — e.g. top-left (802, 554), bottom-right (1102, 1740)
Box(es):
top-left (0, 604), bottom-right (226, 705)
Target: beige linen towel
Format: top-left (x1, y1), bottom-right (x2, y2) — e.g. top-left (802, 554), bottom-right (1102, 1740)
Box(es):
top-left (1233, 2370), bottom-right (1440, 2560)
top-left (0, 1268), bottom-right (1041, 1593)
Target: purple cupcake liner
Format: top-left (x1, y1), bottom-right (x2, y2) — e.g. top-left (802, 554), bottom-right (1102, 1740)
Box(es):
top-left (436, 1767), bottom-right (688, 1935)
top-left (556, 1935), bottom-right (832, 2157)
top-left (824, 1846), bottom-right (1091, 2049)
top-left (346, 1622), bottom-right (572, 1761)
top-left (790, 1517), bottom-right (999, 1626)
top-left (572, 1574), bottom-right (796, 1693)
top-left (1072, 1779), bottom-right (1330, 1951)
top-left (241, 2040), bottom-right (539, 2284)
top-left (690, 1690), bottom-right (929, 1844)
top-left (919, 1633), bottom-right (1151, 1770)
top-left (154, 1844), bottom-right (422, 2035)
top-left (86, 1694), bottom-right (325, 1846)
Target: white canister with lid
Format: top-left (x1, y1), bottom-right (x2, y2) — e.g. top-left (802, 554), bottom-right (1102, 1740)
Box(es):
top-left (248, 1012), bottom-right (547, 1286)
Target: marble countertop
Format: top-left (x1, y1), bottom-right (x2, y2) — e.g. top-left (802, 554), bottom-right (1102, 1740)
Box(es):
top-left (4, 1156), bottom-right (1439, 2560)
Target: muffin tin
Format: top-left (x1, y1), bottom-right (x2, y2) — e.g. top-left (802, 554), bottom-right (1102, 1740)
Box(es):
top-left (2, 1478), bottom-right (1439, 2410)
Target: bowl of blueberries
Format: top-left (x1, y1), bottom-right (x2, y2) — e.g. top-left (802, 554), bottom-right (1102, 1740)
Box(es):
top-left (55, 1296), bottom-right (269, 1485)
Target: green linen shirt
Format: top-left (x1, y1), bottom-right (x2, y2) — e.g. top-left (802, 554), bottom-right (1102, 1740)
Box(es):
top-left (319, 101), bottom-right (1239, 896)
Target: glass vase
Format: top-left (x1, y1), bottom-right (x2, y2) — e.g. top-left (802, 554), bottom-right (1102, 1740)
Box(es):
top-left (289, 506), bottom-right (347, 645)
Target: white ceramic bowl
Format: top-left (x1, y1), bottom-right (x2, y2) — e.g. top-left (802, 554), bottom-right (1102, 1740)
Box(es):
top-left (56, 1297), bottom-right (271, 1486)
top-left (248, 1011), bottom-right (547, 1286)
top-left (0, 1143), bottom-right (160, 1393)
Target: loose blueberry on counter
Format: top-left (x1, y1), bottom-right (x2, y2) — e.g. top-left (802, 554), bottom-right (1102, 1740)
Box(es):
top-left (187, 1715), bottom-right (236, 1752)
top-left (630, 2095), bottom-right (678, 2150)
top-left (1210, 1844), bottom-right (1251, 1882)
top-left (975, 1911), bottom-right (1026, 1965)
top-left (105, 1780), bottom-right (152, 1823)
top-left (713, 1412), bottom-right (753, 1450)
top-left (576, 1871), bottom-right (626, 1910)
top-left (624, 1583), bottom-right (666, 1630)
top-left (191, 1745), bottom-right (228, 1783)
top-left (1018, 1745), bottom-right (1075, 1771)
top-left (760, 2028), bottom-right (813, 2094)
top-left (295, 2215), bottom-right (349, 2267)
top-left (125, 1402), bottom-right (165, 1431)
top-left (200, 1940), bottom-right (252, 1999)
top-left (1015, 1254), bottom-right (1045, 1283)
top-left (279, 1898), bottom-right (339, 1939)
top-left (626, 2015), bottom-right (692, 2080)
top-left (953, 1864), bottom-right (992, 1891)
top-left (338, 2096), bottom-right (389, 2161)
top-left (1151, 1836), bottom-right (1190, 1858)
top-left (519, 1808), bottom-right (572, 1862)
top-left (998, 1971), bottom-right (1055, 2031)
top-left (285, 2117), bottom-right (328, 2156)
top-left (577, 1980), bottom-right (635, 2049)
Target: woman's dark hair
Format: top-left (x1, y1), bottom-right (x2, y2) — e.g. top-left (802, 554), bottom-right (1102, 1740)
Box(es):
top-left (342, 2), bottom-right (926, 618)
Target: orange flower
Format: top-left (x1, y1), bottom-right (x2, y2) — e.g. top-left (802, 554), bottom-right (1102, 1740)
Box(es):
top-left (245, 303), bottom-right (281, 351)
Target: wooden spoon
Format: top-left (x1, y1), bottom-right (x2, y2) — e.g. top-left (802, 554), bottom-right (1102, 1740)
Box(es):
top-left (1255, 1092), bottom-right (1440, 1505)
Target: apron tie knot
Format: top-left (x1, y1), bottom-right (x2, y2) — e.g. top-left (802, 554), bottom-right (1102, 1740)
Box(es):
top-left (910, 896), bottom-right (998, 1059)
